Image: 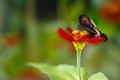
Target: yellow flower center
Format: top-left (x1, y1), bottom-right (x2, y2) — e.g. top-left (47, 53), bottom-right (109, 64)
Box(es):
top-left (72, 30), bottom-right (89, 41)
top-left (80, 30), bottom-right (89, 36)
top-left (72, 30), bottom-right (79, 34)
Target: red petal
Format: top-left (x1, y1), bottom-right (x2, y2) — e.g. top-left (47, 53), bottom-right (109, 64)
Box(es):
top-left (66, 27), bottom-right (73, 33)
top-left (85, 36), bottom-right (106, 44)
top-left (58, 28), bottom-right (74, 42)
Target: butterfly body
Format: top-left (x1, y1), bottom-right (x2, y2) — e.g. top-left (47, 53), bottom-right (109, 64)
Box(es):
top-left (77, 24), bottom-right (98, 38)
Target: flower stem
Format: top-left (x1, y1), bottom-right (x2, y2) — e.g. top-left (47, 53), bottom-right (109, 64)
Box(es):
top-left (73, 42), bottom-right (86, 80)
top-left (77, 49), bottom-right (82, 80)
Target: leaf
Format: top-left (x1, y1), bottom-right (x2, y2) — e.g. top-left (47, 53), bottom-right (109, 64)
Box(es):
top-left (88, 72), bottom-right (109, 80)
top-left (57, 65), bottom-right (77, 80)
top-left (27, 63), bottom-right (87, 80)
top-left (27, 63), bottom-right (65, 80)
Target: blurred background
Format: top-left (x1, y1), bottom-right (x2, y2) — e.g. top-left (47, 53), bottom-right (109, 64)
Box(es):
top-left (0, 0), bottom-right (120, 80)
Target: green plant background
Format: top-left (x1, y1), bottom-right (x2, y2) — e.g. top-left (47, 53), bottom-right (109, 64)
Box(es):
top-left (0, 0), bottom-right (120, 80)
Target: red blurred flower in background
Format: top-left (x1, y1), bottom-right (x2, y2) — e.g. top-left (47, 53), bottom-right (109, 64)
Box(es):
top-left (17, 67), bottom-right (49, 80)
top-left (3, 33), bottom-right (22, 46)
top-left (100, 0), bottom-right (120, 23)
top-left (58, 27), bottom-right (106, 44)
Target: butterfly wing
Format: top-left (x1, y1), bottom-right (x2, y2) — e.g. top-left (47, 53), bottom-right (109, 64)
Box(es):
top-left (78, 15), bottom-right (101, 36)
top-left (79, 15), bottom-right (95, 28)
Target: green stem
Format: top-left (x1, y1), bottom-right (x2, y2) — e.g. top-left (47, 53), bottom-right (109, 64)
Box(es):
top-left (73, 42), bottom-right (86, 80)
top-left (77, 49), bottom-right (82, 80)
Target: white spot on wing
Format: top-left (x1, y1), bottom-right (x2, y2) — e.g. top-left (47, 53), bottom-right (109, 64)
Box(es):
top-left (90, 19), bottom-right (96, 27)
top-left (90, 19), bottom-right (101, 35)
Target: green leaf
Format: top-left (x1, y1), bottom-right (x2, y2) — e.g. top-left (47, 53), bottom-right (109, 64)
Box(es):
top-left (57, 65), bottom-right (77, 80)
top-left (88, 72), bottom-right (109, 80)
top-left (27, 63), bottom-right (87, 80)
top-left (28, 63), bottom-right (65, 80)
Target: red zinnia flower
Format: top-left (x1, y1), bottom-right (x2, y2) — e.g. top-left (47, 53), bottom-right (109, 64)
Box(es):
top-left (58, 27), bottom-right (106, 44)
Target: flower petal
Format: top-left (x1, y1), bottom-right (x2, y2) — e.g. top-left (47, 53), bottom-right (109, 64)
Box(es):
top-left (85, 36), bottom-right (106, 44)
top-left (58, 28), bottom-right (74, 42)
top-left (66, 27), bottom-right (73, 33)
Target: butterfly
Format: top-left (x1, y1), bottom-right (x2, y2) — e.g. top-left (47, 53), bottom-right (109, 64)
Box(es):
top-left (77, 15), bottom-right (108, 41)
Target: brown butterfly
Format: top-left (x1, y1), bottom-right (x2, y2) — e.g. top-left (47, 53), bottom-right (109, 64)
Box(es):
top-left (77, 15), bottom-right (107, 41)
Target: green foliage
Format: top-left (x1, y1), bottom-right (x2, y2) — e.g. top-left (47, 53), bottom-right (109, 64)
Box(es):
top-left (88, 72), bottom-right (108, 80)
top-left (28, 63), bottom-right (108, 80)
